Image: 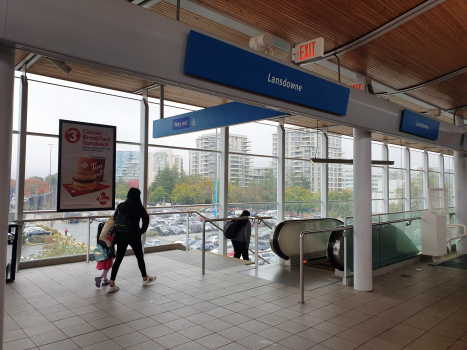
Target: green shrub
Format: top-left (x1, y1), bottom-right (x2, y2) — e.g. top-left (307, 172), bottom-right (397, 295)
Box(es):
top-left (28, 235), bottom-right (47, 244)
top-left (146, 231), bottom-right (159, 237)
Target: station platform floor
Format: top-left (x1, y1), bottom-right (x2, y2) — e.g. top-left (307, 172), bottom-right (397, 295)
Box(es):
top-left (3, 250), bottom-right (467, 350)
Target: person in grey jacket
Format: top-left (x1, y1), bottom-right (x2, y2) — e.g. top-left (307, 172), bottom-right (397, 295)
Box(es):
top-left (232, 210), bottom-right (251, 260)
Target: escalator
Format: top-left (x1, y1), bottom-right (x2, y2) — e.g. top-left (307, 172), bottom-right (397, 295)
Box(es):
top-left (271, 218), bottom-right (420, 271)
top-left (270, 218), bottom-right (343, 263)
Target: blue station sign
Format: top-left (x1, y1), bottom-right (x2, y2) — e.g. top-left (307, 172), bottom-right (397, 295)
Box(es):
top-left (185, 31), bottom-right (350, 116)
top-left (400, 109), bottom-right (440, 141)
top-left (153, 102), bottom-right (286, 138)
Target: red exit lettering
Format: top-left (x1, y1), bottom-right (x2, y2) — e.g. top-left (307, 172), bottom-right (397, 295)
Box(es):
top-left (351, 83), bottom-right (362, 90)
top-left (299, 41), bottom-right (317, 61)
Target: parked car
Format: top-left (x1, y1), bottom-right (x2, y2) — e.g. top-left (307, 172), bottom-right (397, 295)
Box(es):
top-left (189, 240), bottom-right (215, 251)
top-left (173, 239), bottom-right (197, 247)
top-left (249, 239), bottom-right (270, 252)
top-left (258, 230), bottom-right (271, 240)
top-left (146, 239), bottom-right (161, 247)
top-left (27, 228), bottom-right (51, 237)
top-left (206, 236), bottom-right (219, 246)
top-left (190, 224), bottom-right (203, 233)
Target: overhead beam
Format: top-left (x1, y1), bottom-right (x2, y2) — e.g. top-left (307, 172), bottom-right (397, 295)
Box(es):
top-left (131, 0), bottom-right (163, 8)
top-left (316, 59), bottom-right (456, 120)
top-left (301, 0), bottom-right (444, 66)
top-left (377, 65), bottom-right (467, 96)
top-left (15, 53), bottom-right (40, 71)
top-left (133, 83), bottom-right (160, 94)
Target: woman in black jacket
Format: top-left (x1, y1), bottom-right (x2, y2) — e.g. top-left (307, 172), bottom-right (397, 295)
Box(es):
top-left (231, 210), bottom-right (251, 260)
top-left (107, 188), bottom-right (156, 293)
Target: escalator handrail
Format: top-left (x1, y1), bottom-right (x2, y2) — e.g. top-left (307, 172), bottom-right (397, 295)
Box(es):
top-left (271, 218), bottom-right (343, 260)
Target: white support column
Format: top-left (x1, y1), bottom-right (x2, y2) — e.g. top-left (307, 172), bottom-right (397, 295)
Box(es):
top-left (320, 128), bottom-right (328, 217)
top-left (353, 128), bottom-right (372, 292)
top-left (139, 90), bottom-right (149, 247)
top-left (404, 146), bottom-right (411, 212)
top-left (439, 153), bottom-right (445, 189)
top-left (382, 141), bottom-right (389, 213)
top-left (0, 46), bottom-right (16, 349)
top-left (218, 126), bottom-right (229, 256)
top-left (454, 116), bottom-right (467, 253)
top-left (423, 149), bottom-right (429, 209)
top-left (15, 71), bottom-right (28, 270)
top-left (277, 118), bottom-right (285, 223)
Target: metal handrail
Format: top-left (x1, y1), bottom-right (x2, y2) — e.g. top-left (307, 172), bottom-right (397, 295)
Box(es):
top-left (344, 207), bottom-right (456, 224)
top-left (201, 216), bottom-right (272, 274)
top-left (299, 216), bottom-right (422, 304)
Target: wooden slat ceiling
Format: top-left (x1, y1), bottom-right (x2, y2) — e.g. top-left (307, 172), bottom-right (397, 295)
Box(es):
top-left (336, 0), bottom-right (467, 90)
top-left (195, 0), bottom-right (424, 53)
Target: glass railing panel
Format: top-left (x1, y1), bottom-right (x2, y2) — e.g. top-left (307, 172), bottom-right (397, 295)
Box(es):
top-left (21, 214), bottom-right (91, 262)
top-left (378, 221), bottom-right (420, 267)
top-left (343, 218), bottom-right (421, 274)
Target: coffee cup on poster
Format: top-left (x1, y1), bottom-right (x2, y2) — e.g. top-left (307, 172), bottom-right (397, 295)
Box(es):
top-left (77, 154), bottom-right (91, 172)
top-left (90, 156), bottom-right (106, 182)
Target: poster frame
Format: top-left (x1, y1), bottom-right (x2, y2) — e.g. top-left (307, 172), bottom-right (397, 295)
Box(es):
top-left (57, 119), bottom-right (117, 212)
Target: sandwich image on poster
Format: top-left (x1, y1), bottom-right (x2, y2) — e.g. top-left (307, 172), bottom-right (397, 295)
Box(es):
top-left (57, 120), bottom-right (116, 212)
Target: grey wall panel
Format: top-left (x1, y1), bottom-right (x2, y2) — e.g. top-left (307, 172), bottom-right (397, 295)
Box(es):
top-left (1, 0), bottom-right (465, 151)
top-left (0, 0), bottom-right (7, 45)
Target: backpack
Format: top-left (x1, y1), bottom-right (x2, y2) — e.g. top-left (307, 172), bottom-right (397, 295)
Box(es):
top-left (91, 245), bottom-right (108, 262)
top-left (114, 205), bottom-right (131, 235)
top-left (223, 220), bottom-right (237, 239)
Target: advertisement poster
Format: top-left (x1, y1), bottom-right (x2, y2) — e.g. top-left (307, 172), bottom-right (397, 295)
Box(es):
top-left (57, 120), bottom-right (116, 212)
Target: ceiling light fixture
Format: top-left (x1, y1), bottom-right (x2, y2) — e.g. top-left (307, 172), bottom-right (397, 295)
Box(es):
top-left (310, 158), bottom-right (394, 165)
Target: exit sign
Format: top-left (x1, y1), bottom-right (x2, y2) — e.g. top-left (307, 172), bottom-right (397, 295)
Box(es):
top-left (293, 38), bottom-right (324, 64)
top-left (350, 83), bottom-right (365, 91)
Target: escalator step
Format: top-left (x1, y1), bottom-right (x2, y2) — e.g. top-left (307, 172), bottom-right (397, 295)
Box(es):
top-left (308, 260), bottom-right (335, 270)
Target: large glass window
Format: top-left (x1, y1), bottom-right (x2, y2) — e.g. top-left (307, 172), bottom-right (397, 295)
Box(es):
top-left (410, 150), bottom-right (425, 210)
top-left (444, 155), bottom-right (454, 207)
top-left (388, 145), bottom-right (406, 212)
top-left (428, 152), bottom-right (440, 189)
top-left (28, 79), bottom-right (141, 142)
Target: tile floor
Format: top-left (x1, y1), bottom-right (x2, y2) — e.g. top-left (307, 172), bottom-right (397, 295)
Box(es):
top-left (3, 250), bottom-right (467, 350)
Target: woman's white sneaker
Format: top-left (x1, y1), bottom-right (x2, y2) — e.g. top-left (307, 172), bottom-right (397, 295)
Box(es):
top-left (142, 276), bottom-right (156, 285)
top-left (107, 285), bottom-right (120, 293)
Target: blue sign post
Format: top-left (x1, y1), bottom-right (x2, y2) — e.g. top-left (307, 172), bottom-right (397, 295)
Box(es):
top-left (400, 109), bottom-right (440, 140)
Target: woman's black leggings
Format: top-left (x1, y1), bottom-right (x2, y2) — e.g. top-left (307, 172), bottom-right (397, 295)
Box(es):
top-left (110, 235), bottom-right (147, 281)
top-left (232, 240), bottom-right (249, 260)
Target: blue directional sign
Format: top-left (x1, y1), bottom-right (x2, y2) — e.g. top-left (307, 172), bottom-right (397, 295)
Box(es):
top-left (153, 102), bottom-right (286, 138)
top-left (185, 31), bottom-right (350, 116)
top-left (400, 109), bottom-right (440, 140)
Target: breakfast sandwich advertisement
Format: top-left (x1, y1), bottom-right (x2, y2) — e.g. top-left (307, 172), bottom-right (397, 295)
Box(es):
top-left (57, 120), bottom-right (116, 212)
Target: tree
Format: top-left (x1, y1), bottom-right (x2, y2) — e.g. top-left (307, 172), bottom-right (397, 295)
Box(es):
top-left (44, 173), bottom-right (58, 189)
top-left (285, 186), bottom-right (318, 215)
top-left (328, 189), bottom-right (353, 219)
top-left (127, 179), bottom-right (139, 189)
top-left (31, 233), bottom-right (87, 259)
top-left (148, 186), bottom-right (169, 203)
top-left (24, 177), bottom-right (49, 196)
top-left (148, 165), bottom-right (179, 201)
top-left (172, 183), bottom-right (203, 204)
